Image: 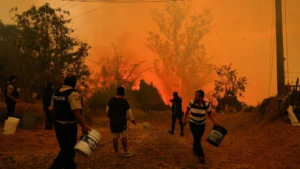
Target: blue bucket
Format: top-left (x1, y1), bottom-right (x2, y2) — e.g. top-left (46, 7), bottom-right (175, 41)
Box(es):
top-left (207, 125), bottom-right (227, 147)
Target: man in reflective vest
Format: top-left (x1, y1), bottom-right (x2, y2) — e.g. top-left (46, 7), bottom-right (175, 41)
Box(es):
top-left (49, 75), bottom-right (90, 169)
top-left (4, 75), bottom-right (20, 119)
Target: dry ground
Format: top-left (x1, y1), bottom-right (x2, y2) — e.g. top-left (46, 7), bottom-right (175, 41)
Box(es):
top-left (0, 102), bottom-right (300, 169)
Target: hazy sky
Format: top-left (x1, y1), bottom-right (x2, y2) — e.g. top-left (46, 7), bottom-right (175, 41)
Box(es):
top-left (1, 0), bottom-right (299, 105)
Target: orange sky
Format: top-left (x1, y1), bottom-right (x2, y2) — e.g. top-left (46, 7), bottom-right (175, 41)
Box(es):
top-left (1, 0), bottom-right (299, 105)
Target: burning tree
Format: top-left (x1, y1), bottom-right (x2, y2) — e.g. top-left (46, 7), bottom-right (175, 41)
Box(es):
top-left (95, 44), bottom-right (152, 90)
top-left (147, 1), bottom-right (213, 104)
top-left (87, 44), bottom-right (153, 111)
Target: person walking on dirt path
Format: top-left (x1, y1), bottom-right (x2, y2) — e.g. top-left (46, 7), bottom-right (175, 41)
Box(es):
top-left (169, 92), bottom-right (184, 136)
top-left (4, 74), bottom-right (20, 120)
top-left (49, 75), bottom-right (90, 169)
top-left (43, 81), bottom-right (54, 130)
top-left (106, 86), bottom-right (137, 161)
top-left (183, 90), bottom-right (217, 164)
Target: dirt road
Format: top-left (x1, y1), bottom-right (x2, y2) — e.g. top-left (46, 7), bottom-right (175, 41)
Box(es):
top-left (0, 109), bottom-right (300, 169)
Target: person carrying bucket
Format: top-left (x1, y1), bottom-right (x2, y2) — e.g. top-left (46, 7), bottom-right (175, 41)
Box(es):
top-left (168, 92), bottom-right (184, 136)
top-left (49, 74), bottom-right (90, 169)
top-left (4, 74), bottom-right (20, 120)
top-left (183, 90), bottom-right (217, 164)
top-left (106, 86), bottom-right (137, 161)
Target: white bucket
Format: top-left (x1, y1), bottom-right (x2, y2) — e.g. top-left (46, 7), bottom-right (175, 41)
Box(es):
top-left (3, 117), bottom-right (20, 135)
top-left (74, 129), bottom-right (101, 157)
top-left (32, 92), bottom-right (38, 99)
top-left (142, 122), bottom-right (150, 130)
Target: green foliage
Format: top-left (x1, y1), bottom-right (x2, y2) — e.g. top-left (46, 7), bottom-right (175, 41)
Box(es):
top-left (147, 2), bottom-right (214, 102)
top-left (2, 3), bottom-right (90, 88)
top-left (85, 87), bottom-right (115, 112)
top-left (138, 80), bottom-right (169, 111)
top-left (85, 80), bottom-right (169, 112)
top-left (213, 64), bottom-right (247, 112)
top-left (214, 63), bottom-right (247, 98)
top-left (0, 21), bottom-right (22, 86)
top-left (242, 105), bottom-right (255, 113)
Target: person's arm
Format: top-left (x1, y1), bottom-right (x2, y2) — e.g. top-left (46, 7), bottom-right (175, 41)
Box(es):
top-left (183, 107), bottom-right (190, 123)
top-left (106, 105), bottom-right (109, 117)
top-left (69, 92), bottom-right (90, 134)
top-left (73, 109), bottom-right (88, 129)
top-left (206, 103), bottom-right (217, 125)
top-left (208, 113), bottom-right (216, 125)
top-left (125, 101), bottom-right (136, 124)
top-left (183, 101), bottom-right (192, 124)
top-left (49, 95), bottom-right (55, 119)
top-left (126, 108), bottom-right (136, 124)
top-left (6, 85), bottom-right (17, 102)
top-left (106, 98), bottom-right (112, 117)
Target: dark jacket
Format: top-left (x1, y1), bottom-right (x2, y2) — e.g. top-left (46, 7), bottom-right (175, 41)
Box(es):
top-left (43, 84), bottom-right (53, 109)
top-left (4, 82), bottom-right (19, 103)
top-left (170, 96), bottom-right (183, 117)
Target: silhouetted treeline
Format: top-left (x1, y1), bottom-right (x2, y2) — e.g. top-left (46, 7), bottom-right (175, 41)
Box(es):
top-left (86, 79), bottom-right (169, 115)
top-left (0, 4), bottom-right (90, 101)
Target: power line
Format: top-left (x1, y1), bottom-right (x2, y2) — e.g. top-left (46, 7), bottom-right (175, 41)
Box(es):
top-left (71, 1), bottom-right (112, 20)
top-left (64, 0), bottom-right (182, 20)
top-left (283, 0), bottom-right (290, 83)
top-left (66, 2), bottom-right (83, 9)
top-left (285, 72), bottom-right (300, 74)
top-left (60, 1), bottom-right (72, 7)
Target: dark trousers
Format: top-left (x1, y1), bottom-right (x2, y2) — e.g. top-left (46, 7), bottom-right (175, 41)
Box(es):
top-left (190, 122), bottom-right (206, 157)
top-left (50, 122), bottom-right (78, 169)
top-left (44, 108), bottom-right (53, 129)
top-left (171, 114), bottom-right (184, 134)
top-left (5, 100), bottom-right (16, 120)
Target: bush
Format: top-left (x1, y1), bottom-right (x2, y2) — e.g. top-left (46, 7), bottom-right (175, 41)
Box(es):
top-left (135, 80), bottom-right (169, 112)
top-left (85, 80), bottom-right (170, 113)
top-left (85, 88), bottom-right (114, 112)
top-left (242, 105), bottom-right (255, 113)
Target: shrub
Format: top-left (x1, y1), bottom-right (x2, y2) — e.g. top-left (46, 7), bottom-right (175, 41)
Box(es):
top-left (85, 88), bottom-right (114, 112)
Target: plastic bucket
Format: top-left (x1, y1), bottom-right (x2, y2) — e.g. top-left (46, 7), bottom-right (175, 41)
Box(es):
top-left (207, 125), bottom-right (228, 147)
top-left (74, 129), bottom-right (101, 157)
top-left (32, 92), bottom-right (38, 99)
top-left (3, 117), bottom-right (20, 135)
top-left (142, 122), bottom-right (149, 130)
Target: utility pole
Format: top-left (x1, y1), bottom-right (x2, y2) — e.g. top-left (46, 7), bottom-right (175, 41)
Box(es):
top-left (275, 0), bottom-right (285, 97)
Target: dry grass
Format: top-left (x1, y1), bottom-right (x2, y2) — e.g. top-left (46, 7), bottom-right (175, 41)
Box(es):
top-left (0, 103), bottom-right (300, 169)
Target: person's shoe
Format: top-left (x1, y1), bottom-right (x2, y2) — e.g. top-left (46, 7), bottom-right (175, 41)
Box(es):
top-left (193, 151), bottom-right (199, 157)
top-left (180, 133), bottom-right (184, 136)
top-left (168, 131), bottom-right (174, 135)
top-left (115, 154), bottom-right (125, 165)
top-left (199, 156), bottom-right (206, 164)
top-left (124, 152), bottom-right (134, 158)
